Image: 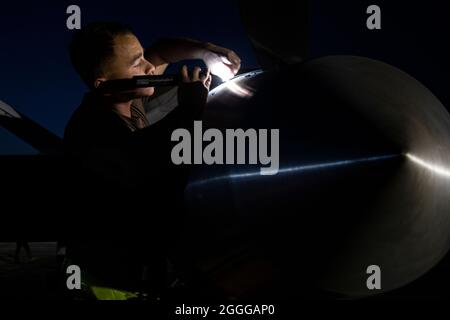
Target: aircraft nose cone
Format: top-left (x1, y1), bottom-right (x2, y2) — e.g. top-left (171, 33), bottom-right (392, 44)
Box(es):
top-left (184, 56), bottom-right (450, 298)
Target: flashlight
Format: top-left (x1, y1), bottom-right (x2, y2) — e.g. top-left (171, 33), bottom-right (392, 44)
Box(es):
top-left (97, 74), bottom-right (180, 93)
top-left (97, 72), bottom-right (210, 93)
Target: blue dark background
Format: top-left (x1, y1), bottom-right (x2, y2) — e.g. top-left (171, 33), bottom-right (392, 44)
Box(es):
top-left (1, 1), bottom-right (450, 154)
top-left (0, 0), bottom-right (257, 153)
top-left (309, 0), bottom-right (450, 111)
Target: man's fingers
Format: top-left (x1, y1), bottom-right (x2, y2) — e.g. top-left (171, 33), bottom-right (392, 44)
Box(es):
top-left (220, 55), bottom-right (233, 65)
top-left (203, 68), bottom-right (212, 90)
top-left (220, 51), bottom-right (241, 76)
top-left (205, 74), bottom-right (212, 89)
top-left (192, 66), bottom-right (202, 81)
top-left (181, 65), bottom-right (211, 86)
top-left (232, 62), bottom-right (241, 74)
top-left (181, 65), bottom-right (190, 82)
top-left (208, 43), bottom-right (229, 56)
top-left (228, 51), bottom-right (241, 65)
top-left (228, 52), bottom-right (241, 76)
top-left (200, 67), bottom-right (210, 80)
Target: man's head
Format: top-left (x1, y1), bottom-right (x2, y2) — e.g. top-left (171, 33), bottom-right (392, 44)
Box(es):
top-left (69, 21), bottom-right (155, 97)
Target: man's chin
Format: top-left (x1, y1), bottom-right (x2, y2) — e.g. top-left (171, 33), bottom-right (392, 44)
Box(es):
top-left (112, 87), bottom-right (154, 100)
top-left (138, 87), bottom-right (154, 97)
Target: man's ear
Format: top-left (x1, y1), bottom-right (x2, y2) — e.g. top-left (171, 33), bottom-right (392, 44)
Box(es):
top-left (94, 77), bottom-right (108, 89)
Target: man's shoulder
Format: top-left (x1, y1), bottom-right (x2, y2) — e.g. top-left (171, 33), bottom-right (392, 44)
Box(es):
top-left (63, 94), bottom-right (128, 147)
top-left (64, 102), bottom-right (99, 139)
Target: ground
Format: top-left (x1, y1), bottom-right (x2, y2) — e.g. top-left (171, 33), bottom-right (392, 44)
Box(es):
top-left (0, 242), bottom-right (63, 299)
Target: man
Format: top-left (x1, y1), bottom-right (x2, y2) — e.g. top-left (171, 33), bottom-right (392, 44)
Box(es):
top-left (65, 21), bottom-right (240, 181)
top-left (63, 21), bottom-right (240, 299)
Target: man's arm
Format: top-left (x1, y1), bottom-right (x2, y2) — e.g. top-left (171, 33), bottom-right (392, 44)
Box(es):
top-left (144, 37), bottom-right (241, 79)
top-left (144, 37), bottom-right (206, 69)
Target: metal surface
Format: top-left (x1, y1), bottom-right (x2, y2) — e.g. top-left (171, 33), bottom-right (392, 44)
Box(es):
top-left (181, 56), bottom-right (450, 298)
top-left (0, 100), bottom-right (62, 155)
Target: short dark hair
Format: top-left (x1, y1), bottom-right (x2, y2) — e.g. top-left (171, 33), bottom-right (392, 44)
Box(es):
top-left (69, 21), bottom-right (135, 88)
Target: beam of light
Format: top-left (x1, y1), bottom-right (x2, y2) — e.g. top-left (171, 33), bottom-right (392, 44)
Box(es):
top-left (225, 81), bottom-right (253, 97)
top-left (405, 153), bottom-right (450, 178)
top-left (187, 154), bottom-right (399, 188)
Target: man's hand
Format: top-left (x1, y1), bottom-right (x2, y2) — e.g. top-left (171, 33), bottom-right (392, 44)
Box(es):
top-left (177, 65), bottom-right (210, 120)
top-left (181, 65), bottom-right (212, 90)
top-left (145, 38), bottom-right (241, 80)
top-left (203, 42), bottom-right (241, 81)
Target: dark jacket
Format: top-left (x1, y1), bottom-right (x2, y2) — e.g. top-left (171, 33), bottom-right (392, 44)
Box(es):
top-left (63, 82), bottom-right (208, 293)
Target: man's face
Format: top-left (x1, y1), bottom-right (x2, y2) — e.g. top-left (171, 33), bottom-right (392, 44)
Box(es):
top-left (98, 33), bottom-right (155, 97)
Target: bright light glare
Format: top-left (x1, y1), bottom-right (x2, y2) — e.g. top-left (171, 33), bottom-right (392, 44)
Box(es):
top-left (209, 70), bottom-right (262, 98)
top-left (210, 61), bottom-right (234, 82)
top-left (405, 153), bottom-right (450, 178)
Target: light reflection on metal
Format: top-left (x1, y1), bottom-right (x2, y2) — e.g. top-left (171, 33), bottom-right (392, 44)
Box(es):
top-left (0, 100), bottom-right (22, 119)
top-left (405, 153), bottom-right (450, 178)
top-left (188, 154), bottom-right (399, 188)
top-left (209, 70), bottom-right (262, 98)
top-left (225, 81), bottom-right (254, 97)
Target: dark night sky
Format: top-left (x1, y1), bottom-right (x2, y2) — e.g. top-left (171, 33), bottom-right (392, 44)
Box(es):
top-left (0, 0), bottom-right (257, 153)
top-left (309, 0), bottom-right (450, 110)
top-left (1, 1), bottom-right (450, 154)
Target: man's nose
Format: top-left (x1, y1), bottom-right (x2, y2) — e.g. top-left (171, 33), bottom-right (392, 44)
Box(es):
top-left (145, 60), bottom-right (156, 75)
